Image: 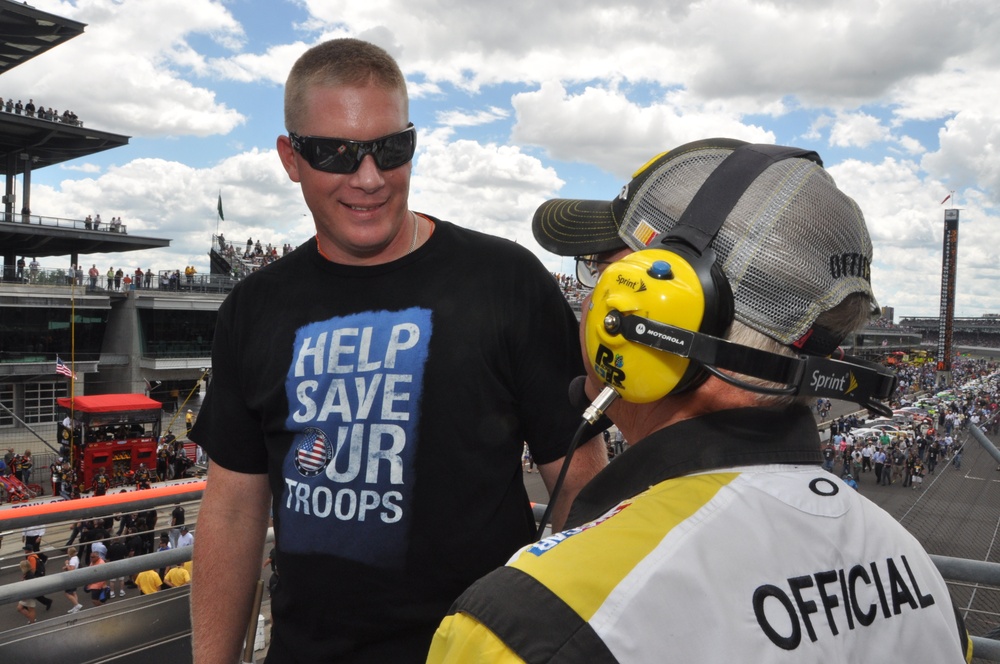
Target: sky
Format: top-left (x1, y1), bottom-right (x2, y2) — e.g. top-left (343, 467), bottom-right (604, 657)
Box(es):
top-left (6, 0), bottom-right (999, 320)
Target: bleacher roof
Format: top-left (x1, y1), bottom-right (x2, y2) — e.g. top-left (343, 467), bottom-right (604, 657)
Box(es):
top-left (0, 0), bottom-right (85, 76)
top-left (0, 1), bottom-right (157, 260)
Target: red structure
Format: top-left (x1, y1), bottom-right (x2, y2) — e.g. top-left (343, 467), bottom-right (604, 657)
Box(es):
top-left (56, 394), bottom-right (162, 492)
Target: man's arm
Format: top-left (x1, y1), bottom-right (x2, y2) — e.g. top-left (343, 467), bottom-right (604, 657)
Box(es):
top-left (537, 435), bottom-right (607, 532)
top-left (191, 464), bottom-right (271, 664)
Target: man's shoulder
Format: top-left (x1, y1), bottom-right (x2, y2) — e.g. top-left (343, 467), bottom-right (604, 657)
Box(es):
top-left (432, 218), bottom-right (541, 261)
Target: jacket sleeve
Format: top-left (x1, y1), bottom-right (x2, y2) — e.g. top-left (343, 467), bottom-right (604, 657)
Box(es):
top-left (426, 613), bottom-right (524, 664)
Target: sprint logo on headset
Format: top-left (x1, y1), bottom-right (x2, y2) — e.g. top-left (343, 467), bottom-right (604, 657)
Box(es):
top-left (615, 272), bottom-right (648, 292)
top-left (809, 369), bottom-right (858, 396)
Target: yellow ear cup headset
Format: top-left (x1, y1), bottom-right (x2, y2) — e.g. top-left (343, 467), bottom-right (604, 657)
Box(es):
top-left (587, 245), bottom-right (732, 402)
top-left (584, 142), bottom-right (898, 413)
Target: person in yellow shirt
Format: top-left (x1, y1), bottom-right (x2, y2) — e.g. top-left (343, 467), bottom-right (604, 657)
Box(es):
top-left (135, 569), bottom-right (162, 595)
top-left (164, 566), bottom-right (191, 588)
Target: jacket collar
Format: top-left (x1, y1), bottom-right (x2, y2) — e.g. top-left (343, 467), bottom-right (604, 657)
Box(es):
top-left (565, 405), bottom-right (823, 528)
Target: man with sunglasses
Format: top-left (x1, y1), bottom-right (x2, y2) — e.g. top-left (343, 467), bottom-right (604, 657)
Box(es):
top-left (190, 38), bottom-right (606, 664)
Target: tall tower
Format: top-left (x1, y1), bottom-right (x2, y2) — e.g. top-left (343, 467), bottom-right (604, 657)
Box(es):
top-left (935, 208), bottom-right (960, 387)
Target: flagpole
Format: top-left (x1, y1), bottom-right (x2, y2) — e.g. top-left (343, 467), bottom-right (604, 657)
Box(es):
top-left (70, 275), bottom-right (77, 475)
top-left (71, 274), bottom-right (76, 394)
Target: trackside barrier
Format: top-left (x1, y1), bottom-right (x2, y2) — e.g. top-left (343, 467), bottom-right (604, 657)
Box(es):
top-left (0, 480), bottom-right (206, 531)
top-left (0, 532), bottom-right (998, 658)
top-left (4, 431), bottom-right (1000, 659)
top-left (0, 525), bottom-right (275, 605)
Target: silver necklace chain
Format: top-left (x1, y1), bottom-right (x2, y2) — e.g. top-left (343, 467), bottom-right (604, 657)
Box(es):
top-left (407, 211), bottom-right (419, 255)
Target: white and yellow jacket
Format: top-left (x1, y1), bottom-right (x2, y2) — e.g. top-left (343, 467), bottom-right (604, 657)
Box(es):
top-left (428, 406), bottom-right (972, 663)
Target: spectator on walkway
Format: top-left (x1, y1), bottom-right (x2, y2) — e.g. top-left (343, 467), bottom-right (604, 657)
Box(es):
top-left (23, 546), bottom-right (53, 611)
top-left (107, 537), bottom-right (129, 598)
top-left (164, 566), bottom-right (191, 588)
top-left (135, 569), bottom-right (162, 595)
top-left (85, 552), bottom-right (109, 606)
top-left (64, 546), bottom-right (84, 613)
top-left (176, 525), bottom-right (193, 548)
top-left (16, 561), bottom-right (37, 623)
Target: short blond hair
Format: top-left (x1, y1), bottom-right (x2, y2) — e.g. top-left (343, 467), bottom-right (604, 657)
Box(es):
top-left (284, 38), bottom-right (408, 133)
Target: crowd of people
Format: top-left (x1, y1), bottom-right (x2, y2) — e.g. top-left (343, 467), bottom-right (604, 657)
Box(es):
top-left (0, 448), bottom-right (33, 483)
top-left (83, 213), bottom-right (125, 233)
top-left (826, 358), bottom-right (999, 491)
top-left (0, 96), bottom-right (81, 126)
top-left (215, 234), bottom-right (293, 279)
top-left (41, 263), bottom-right (208, 292)
top-left (15, 513), bottom-right (193, 623)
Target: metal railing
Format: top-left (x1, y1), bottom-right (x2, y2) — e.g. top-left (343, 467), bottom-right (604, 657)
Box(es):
top-left (0, 267), bottom-right (236, 293)
top-left (4, 431), bottom-right (1000, 658)
top-left (0, 212), bottom-right (127, 234)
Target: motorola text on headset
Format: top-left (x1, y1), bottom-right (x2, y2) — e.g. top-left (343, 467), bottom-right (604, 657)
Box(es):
top-left (536, 142), bottom-right (897, 539)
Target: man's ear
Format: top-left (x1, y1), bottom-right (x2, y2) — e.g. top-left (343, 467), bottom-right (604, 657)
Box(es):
top-left (276, 135), bottom-right (301, 183)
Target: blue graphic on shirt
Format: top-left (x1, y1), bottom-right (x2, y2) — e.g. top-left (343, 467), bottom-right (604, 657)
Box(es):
top-left (279, 307), bottom-right (431, 568)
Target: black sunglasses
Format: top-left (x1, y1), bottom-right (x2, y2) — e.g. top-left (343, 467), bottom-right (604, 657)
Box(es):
top-left (288, 123), bottom-right (417, 174)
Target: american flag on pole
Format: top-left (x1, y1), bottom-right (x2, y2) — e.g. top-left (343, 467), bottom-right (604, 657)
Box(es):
top-left (55, 356), bottom-right (76, 379)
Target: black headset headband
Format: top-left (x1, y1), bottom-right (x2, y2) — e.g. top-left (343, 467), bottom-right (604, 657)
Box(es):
top-left (661, 144), bottom-right (822, 255)
top-left (616, 313), bottom-right (897, 417)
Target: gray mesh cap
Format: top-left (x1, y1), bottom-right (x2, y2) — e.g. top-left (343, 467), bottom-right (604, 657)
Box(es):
top-left (532, 137), bottom-right (878, 350)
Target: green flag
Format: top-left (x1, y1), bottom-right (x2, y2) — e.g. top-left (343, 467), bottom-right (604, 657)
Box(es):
top-left (217, 192), bottom-right (225, 221)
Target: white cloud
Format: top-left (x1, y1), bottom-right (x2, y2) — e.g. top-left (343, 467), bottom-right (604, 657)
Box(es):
top-left (922, 110), bottom-right (1000, 198)
top-left (31, 148), bottom-right (310, 272)
top-left (828, 111), bottom-right (891, 148)
top-left (17, 0), bottom-right (1000, 320)
top-left (60, 163), bottom-right (103, 174)
top-left (832, 156), bottom-right (1000, 317)
top-left (510, 82), bottom-right (774, 178)
top-left (10, 0), bottom-right (247, 137)
top-left (410, 130), bottom-right (564, 253)
top-left (436, 107), bottom-right (509, 128)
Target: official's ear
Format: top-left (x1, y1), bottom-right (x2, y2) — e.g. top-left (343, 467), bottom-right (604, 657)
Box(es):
top-left (276, 135), bottom-right (301, 183)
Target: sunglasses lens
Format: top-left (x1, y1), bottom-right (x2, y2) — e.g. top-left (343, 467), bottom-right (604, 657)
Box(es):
top-left (576, 256), bottom-right (600, 289)
top-left (375, 129), bottom-right (416, 170)
top-left (312, 141), bottom-right (360, 173)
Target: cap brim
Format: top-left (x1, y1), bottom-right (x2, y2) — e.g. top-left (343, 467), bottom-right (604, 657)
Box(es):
top-left (532, 199), bottom-right (628, 257)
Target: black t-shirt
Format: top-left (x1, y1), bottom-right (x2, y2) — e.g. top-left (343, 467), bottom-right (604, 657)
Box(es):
top-left (108, 541), bottom-right (128, 562)
top-left (191, 219), bottom-right (585, 662)
top-left (171, 505), bottom-right (185, 527)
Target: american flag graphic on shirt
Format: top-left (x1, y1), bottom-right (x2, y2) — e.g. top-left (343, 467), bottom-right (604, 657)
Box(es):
top-left (294, 427), bottom-right (331, 477)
